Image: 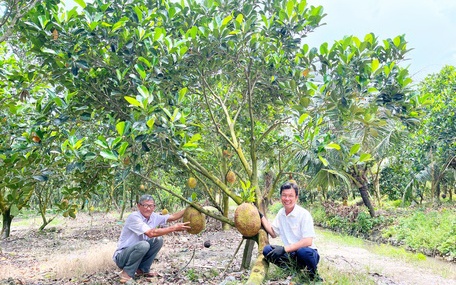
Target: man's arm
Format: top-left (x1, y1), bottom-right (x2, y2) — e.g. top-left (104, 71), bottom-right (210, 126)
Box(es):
top-left (260, 215), bottom-right (277, 238)
top-left (167, 209), bottom-right (185, 222)
top-left (144, 221), bottom-right (190, 238)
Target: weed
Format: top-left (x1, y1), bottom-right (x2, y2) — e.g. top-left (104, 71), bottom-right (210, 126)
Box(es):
top-left (185, 268), bottom-right (199, 281)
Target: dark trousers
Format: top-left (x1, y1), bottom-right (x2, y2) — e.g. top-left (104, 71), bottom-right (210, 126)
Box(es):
top-left (263, 244), bottom-right (320, 277)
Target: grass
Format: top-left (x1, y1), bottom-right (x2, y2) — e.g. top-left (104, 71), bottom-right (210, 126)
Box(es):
top-left (266, 261), bottom-right (376, 285)
top-left (0, 240), bottom-right (118, 281)
top-left (45, 242), bottom-right (118, 280)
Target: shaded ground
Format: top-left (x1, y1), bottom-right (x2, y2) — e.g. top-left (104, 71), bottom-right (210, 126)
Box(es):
top-left (0, 212), bottom-right (455, 285)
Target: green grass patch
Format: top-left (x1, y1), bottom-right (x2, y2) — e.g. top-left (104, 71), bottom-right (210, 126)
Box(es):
top-left (317, 228), bottom-right (366, 247)
top-left (266, 259), bottom-right (376, 285)
top-left (382, 207), bottom-right (456, 259)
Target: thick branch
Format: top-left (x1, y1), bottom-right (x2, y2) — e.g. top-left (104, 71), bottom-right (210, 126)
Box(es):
top-left (132, 171), bottom-right (234, 226)
top-left (180, 154), bottom-right (243, 205)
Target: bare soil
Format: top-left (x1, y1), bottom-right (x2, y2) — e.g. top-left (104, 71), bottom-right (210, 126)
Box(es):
top-left (0, 212), bottom-right (455, 285)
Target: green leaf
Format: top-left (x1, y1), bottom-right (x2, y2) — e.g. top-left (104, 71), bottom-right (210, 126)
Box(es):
top-left (188, 133), bottom-right (202, 142)
top-left (325, 142), bottom-right (341, 150)
top-left (170, 108), bottom-right (180, 122)
top-left (298, 113), bottom-right (309, 125)
top-left (137, 85), bottom-right (149, 98)
top-left (133, 6), bottom-right (143, 22)
top-left (116, 69), bottom-right (122, 82)
top-left (162, 107), bottom-right (172, 119)
top-left (134, 64), bottom-right (146, 80)
top-left (371, 58), bottom-right (379, 72)
top-left (393, 36), bottom-right (401, 47)
top-left (359, 153), bottom-right (372, 162)
top-left (221, 15), bottom-right (233, 26)
top-left (137, 27), bottom-right (146, 41)
top-left (124, 96), bottom-right (141, 107)
top-left (286, 0), bottom-right (294, 18)
top-left (74, 0), bottom-right (87, 8)
top-left (178, 87), bottom-right (187, 104)
top-left (100, 150), bottom-right (118, 160)
top-left (41, 48), bottom-right (57, 54)
top-left (94, 138), bottom-right (108, 149)
top-left (146, 117), bottom-right (155, 129)
top-left (116, 121), bottom-right (126, 136)
top-left (235, 14), bottom-right (243, 24)
top-left (137, 57), bottom-right (151, 68)
top-left (350, 144), bottom-right (360, 155)
top-left (318, 155), bottom-right (329, 166)
top-left (154, 27), bottom-right (164, 42)
top-left (118, 142), bottom-right (129, 156)
top-left (38, 15), bottom-right (49, 29)
top-left (112, 19), bottom-right (126, 33)
top-left (72, 137), bottom-right (86, 150)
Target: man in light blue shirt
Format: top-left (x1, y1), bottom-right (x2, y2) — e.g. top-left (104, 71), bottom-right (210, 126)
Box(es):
top-left (113, 194), bottom-right (190, 283)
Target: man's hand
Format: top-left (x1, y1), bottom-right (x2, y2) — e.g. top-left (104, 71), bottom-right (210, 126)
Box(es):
top-left (174, 221), bottom-right (191, 231)
top-left (266, 245), bottom-right (286, 260)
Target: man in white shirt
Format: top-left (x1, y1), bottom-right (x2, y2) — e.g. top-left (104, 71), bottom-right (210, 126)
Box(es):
top-left (260, 182), bottom-right (321, 281)
top-left (113, 194), bottom-right (190, 283)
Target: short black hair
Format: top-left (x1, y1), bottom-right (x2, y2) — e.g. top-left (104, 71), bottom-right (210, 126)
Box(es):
top-left (280, 182), bottom-right (299, 196)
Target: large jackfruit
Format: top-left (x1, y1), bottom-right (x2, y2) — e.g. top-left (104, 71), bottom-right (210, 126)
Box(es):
top-left (183, 206), bottom-right (206, 234)
top-left (234, 203), bottom-right (261, 237)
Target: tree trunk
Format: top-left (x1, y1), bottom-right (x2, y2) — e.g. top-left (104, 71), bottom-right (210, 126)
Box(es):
top-left (241, 239), bottom-right (255, 269)
top-left (1, 208), bottom-right (13, 239)
top-left (222, 194), bottom-right (231, 230)
top-left (245, 229), bottom-right (269, 285)
top-left (120, 179), bottom-right (127, 220)
top-left (359, 183), bottom-right (376, 217)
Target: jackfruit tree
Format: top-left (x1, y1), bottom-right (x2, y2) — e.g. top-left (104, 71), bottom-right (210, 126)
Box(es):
top-left (9, 0), bottom-right (416, 282)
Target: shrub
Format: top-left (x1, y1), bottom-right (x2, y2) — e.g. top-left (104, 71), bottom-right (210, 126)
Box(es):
top-left (384, 208), bottom-right (456, 259)
top-left (310, 201), bottom-right (382, 236)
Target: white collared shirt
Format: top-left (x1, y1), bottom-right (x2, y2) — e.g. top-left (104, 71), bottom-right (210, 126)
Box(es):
top-left (271, 204), bottom-right (316, 249)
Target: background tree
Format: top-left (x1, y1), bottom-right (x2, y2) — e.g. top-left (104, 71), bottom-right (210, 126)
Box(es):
top-left (409, 66), bottom-right (456, 204)
top-left (292, 34), bottom-right (415, 217)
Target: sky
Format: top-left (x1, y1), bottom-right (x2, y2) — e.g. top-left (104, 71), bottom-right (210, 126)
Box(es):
top-left (306, 0), bottom-right (456, 82)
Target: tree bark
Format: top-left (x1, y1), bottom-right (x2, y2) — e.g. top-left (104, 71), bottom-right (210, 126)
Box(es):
top-left (1, 208), bottom-right (13, 239)
top-left (359, 183), bottom-right (376, 217)
top-left (245, 229), bottom-right (269, 285)
top-left (241, 239), bottom-right (255, 269)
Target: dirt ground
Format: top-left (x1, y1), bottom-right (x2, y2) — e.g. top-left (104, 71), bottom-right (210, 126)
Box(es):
top-left (0, 212), bottom-right (455, 285)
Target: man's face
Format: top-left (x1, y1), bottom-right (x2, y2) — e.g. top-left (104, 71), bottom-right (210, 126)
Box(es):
top-left (280, 188), bottom-right (298, 212)
top-left (138, 200), bottom-right (155, 218)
